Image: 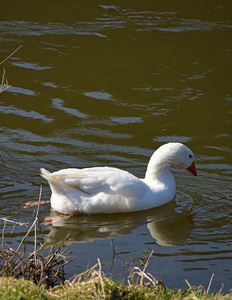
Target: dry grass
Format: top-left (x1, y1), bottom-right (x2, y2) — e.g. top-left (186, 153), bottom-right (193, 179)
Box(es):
top-left (0, 69), bottom-right (11, 93)
top-left (0, 186), bottom-right (74, 288)
top-left (0, 260), bottom-right (230, 300)
top-left (50, 256), bottom-right (163, 299)
top-left (49, 256), bottom-right (229, 300)
top-left (0, 45), bottom-right (22, 93)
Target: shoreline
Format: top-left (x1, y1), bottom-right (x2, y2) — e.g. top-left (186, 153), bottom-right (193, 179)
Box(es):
top-left (0, 272), bottom-right (231, 300)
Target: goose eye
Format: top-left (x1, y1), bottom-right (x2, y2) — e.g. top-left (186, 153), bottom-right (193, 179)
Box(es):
top-left (189, 154), bottom-right (192, 159)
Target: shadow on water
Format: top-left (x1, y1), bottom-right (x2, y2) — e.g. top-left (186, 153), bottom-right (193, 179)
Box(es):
top-left (44, 199), bottom-right (194, 247)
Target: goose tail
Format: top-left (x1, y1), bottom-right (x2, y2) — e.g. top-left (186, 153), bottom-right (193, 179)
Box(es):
top-left (40, 167), bottom-right (67, 194)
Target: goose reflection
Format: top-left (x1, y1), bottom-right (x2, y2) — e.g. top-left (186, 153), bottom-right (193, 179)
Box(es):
top-left (43, 200), bottom-right (194, 247)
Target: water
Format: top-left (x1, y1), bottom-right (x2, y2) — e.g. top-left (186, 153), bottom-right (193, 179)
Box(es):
top-left (0, 0), bottom-right (232, 293)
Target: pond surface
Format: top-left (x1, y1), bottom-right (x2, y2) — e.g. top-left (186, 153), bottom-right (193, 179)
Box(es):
top-left (0, 0), bottom-right (232, 293)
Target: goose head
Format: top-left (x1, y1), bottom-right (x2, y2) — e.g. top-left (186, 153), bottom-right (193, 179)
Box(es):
top-left (145, 142), bottom-right (197, 179)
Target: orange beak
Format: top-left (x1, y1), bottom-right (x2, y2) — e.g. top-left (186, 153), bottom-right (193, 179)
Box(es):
top-left (187, 161), bottom-right (197, 176)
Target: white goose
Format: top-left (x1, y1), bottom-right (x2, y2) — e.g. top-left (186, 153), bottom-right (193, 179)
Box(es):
top-left (41, 142), bottom-right (197, 215)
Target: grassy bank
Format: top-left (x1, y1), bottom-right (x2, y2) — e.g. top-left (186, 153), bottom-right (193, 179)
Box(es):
top-left (0, 273), bottom-right (231, 300)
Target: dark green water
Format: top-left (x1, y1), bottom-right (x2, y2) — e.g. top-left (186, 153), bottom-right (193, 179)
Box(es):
top-left (0, 0), bottom-right (232, 293)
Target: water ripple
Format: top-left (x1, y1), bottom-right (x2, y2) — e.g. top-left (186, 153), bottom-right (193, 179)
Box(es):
top-left (52, 98), bottom-right (88, 119)
top-left (0, 103), bottom-right (53, 123)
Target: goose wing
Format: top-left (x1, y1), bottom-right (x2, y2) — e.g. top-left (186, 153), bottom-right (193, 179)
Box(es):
top-left (41, 167), bottom-right (147, 198)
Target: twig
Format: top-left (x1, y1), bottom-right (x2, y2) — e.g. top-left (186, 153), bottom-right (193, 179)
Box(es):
top-left (0, 45), bottom-right (22, 93)
top-left (0, 217), bottom-right (29, 226)
top-left (219, 283), bottom-right (224, 294)
top-left (97, 258), bottom-right (105, 297)
top-left (139, 250), bottom-right (154, 285)
top-left (10, 223), bottom-right (16, 234)
top-left (185, 279), bottom-right (192, 290)
top-left (129, 250), bottom-right (155, 286)
top-left (34, 185), bottom-right (43, 265)
top-left (8, 220), bottom-right (36, 264)
top-left (110, 234), bottom-right (117, 269)
top-left (1, 220), bottom-right (7, 250)
top-left (207, 273), bottom-right (214, 294)
top-left (70, 261), bottom-right (100, 283)
top-left (0, 45), bottom-right (22, 66)
top-left (3, 186), bottom-right (43, 264)
top-left (43, 232), bottom-right (71, 270)
top-left (0, 69), bottom-right (11, 93)
top-left (110, 235), bottom-right (116, 257)
top-left (109, 235), bottom-right (126, 270)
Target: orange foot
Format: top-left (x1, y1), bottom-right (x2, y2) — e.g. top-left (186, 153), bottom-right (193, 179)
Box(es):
top-left (42, 211), bottom-right (82, 225)
top-left (24, 200), bottom-right (50, 208)
top-left (41, 215), bottom-right (70, 225)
